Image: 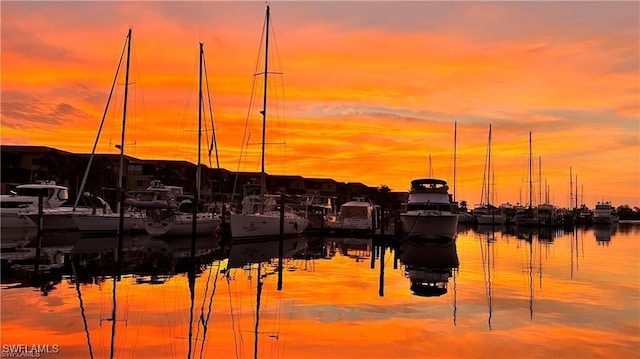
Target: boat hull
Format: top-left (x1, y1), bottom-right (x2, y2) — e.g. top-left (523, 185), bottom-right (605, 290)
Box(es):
top-left (145, 213), bottom-right (221, 237)
top-left (1, 213), bottom-right (36, 230)
top-left (72, 213), bottom-right (146, 235)
top-left (476, 214), bottom-right (507, 225)
top-left (25, 212), bottom-right (79, 231)
top-left (592, 215), bottom-right (613, 224)
top-left (229, 213), bottom-right (308, 240)
top-left (400, 213), bottom-right (458, 240)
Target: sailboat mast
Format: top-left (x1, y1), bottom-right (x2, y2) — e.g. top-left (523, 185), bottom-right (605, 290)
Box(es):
top-left (528, 131), bottom-right (533, 208)
top-left (117, 29), bottom-right (132, 219)
top-left (453, 122), bottom-right (457, 202)
top-left (570, 167), bottom-right (573, 209)
top-left (192, 43), bottom-right (204, 238)
top-left (538, 156), bottom-right (542, 205)
top-left (576, 175), bottom-right (579, 208)
top-left (113, 27), bottom-right (131, 359)
top-left (487, 124), bottom-right (492, 207)
top-left (260, 5), bottom-right (271, 205)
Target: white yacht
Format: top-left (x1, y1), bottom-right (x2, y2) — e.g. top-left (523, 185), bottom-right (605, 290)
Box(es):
top-left (21, 193), bottom-right (112, 232)
top-left (592, 202), bottom-right (614, 224)
top-left (326, 196), bottom-right (381, 235)
top-left (0, 180), bottom-right (69, 232)
top-left (399, 179), bottom-right (458, 240)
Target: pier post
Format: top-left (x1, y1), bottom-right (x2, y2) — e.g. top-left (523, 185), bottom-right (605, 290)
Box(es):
top-left (278, 193), bottom-right (285, 291)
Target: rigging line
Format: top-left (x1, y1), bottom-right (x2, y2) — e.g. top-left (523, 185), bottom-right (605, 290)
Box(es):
top-left (232, 7), bottom-right (269, 199)
top-left (478, 234), bottom-right (491, 330)
top-left (194, 263), bottom-right (215, 343)
top-left (231, 57), bottom-right (262, 203)
top-left (202, 54), bottom-right (220, 171)
top-left (73, 34), bottom-right (126, 209)
top-left (109, 275), bottom-right (117, 359)
top-left (160, 275), bottom-right (177, 359)
top-left (71, 260), bottom-right (95, 359)
top-left (128, 277), bottom-right (151, 359)
top-left (131, 42), bottom-right (153, 158)
top-left (198, 264), bottom-right (223, 359)
top-left (227, 273), bottom-right (242, 359)
top-left (173, 56), bottom-right (197, 163)
top-left (187, 267), bottom-right (197, 359)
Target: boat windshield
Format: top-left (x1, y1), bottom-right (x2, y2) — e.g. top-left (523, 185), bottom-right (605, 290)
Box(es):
top-left (406, 203), bottom-right (452, 212)
top-left (340, 206), bottom-right (369, 219)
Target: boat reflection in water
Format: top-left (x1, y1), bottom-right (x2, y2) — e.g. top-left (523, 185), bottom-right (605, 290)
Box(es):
top-left (399, 238), bottom-right (459, 297)
top-left (70, 234), bottom-right (222, 284)
top-left (593, 223), bottom-right (618, 244)
top-left (225, 235), bottom-right (308, 358)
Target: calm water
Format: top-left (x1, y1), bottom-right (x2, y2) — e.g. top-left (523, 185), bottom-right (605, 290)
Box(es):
top-left (1, 223), bottom-right (639, 358)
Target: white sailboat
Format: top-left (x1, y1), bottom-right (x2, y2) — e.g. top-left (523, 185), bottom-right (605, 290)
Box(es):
top-left (474, 124), bottom-right (507, 225)
top-left (143, 43), bottom-right (221, 237)
top-left (229, 5), bottom-right (308, 240)
top-left (515, 131), bottom-right (539, 226)
top-left (71, 28), bottom-right (145, 235)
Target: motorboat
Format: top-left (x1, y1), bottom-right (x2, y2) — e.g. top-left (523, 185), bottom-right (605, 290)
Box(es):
top-left (399, 179), bottom-right (458, 240)
top-left (326, 196), bottom-right (381, 236)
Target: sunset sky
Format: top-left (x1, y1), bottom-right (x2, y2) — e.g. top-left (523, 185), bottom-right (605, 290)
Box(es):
top-left (1, 1), bottom-right (638, 207)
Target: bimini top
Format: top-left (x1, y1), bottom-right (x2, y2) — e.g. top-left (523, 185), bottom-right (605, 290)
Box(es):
top-left (410, 178), bottom-right (449, 192)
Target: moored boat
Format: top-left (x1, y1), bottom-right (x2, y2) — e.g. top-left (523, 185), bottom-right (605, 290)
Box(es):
top-left (0, 180), bottom-right (69, 232)
top-left (399, 179), bottom-right (458, 240)
top-left (228, 7), bottom-right (308, 240)
top-left (326, 196), bottom-right (381, 236)
top-left (592, 202), bottom-right (614, 224)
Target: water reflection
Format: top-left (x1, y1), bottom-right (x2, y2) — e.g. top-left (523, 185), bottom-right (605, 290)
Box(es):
top-left (0, 224), bottom-right (638, 358)
top-left (593, 223), bottom-right (618, 244)
top-left (399, 239), bottom-right (459, 297)
top-left (225, 236), bottom-right (307, 359)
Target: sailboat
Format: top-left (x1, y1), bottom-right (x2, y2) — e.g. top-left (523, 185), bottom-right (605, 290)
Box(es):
top-left (451, 122), bottom-right (474, 224)
top-left (144, 43), bottom-right (221, 237)
top-left (229, 5), bottom-right (308, 240)
top-left (515, 131), bottom-right (538, 226)
top-left (71, 29), bottom-right (146, 235)
top-left (474, 124), bottom-right (507, 225)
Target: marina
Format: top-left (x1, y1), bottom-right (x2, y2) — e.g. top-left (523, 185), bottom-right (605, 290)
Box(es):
top-left (1, 2), bottom-right (638, 357)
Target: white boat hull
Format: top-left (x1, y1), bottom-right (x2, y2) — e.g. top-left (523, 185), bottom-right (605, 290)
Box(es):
top-left (1, 213), bottom-right (36, 230)
top-left (25, 212), bottom-right (80, 231)
top-left (229, 213), bottom-right (308, 240)
top-left (72, 213), bottom-right (146, 235)
top-left (476, 214), bottom-right (507, 225)
top-left (400, 213), bottom-right (458, 240)
top-left (325, 218), bottom-right (374, 233)
top-left (145, 213), bottom-right (221, 237)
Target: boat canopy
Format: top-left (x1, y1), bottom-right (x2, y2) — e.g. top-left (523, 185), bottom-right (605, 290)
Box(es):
top-left (410, 178), bottom-right (449, 192)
